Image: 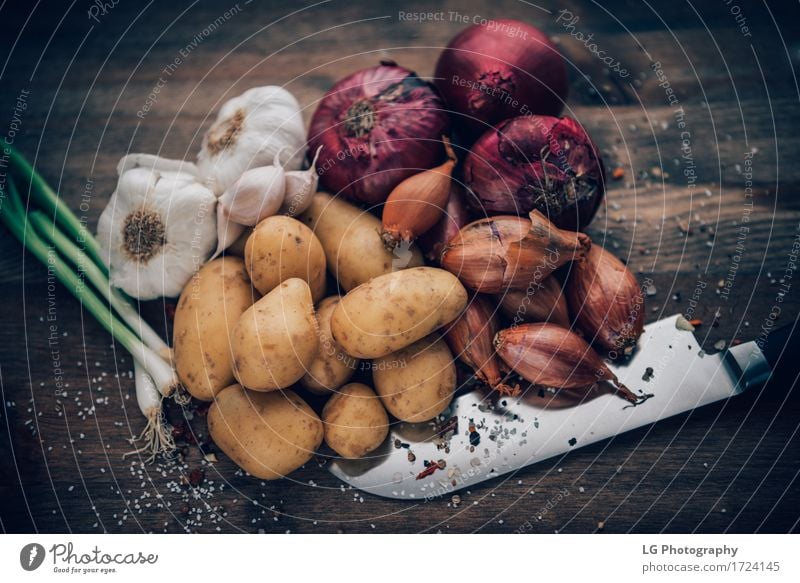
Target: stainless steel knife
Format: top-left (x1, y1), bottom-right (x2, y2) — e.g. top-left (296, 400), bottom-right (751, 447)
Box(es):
top-left (327, 314), bottom-right (792, 500)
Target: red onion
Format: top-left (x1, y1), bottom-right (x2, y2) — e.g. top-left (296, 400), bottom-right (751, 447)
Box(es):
top-left (464, 115), bottom-right (605, 231)
top-left (434, 19), bottom-right (567, 141)
top-left (417, 181), bottom-right (472, 263)
top-left (307, 61), bottom-right (449, 205)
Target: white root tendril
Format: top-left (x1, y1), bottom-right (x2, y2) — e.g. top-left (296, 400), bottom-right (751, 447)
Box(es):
top-left (172, 385), bottom-right (192, 406)
top-left (124, 407), bottom-right (175, 463)
top-left (128, 359), bottom-right (176, 463)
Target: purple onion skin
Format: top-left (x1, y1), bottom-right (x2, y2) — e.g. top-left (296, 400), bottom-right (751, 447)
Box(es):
top-left (307, 62), bottom-right (449, 206)
top-left (464, 115), bottom-right (605, 232)
top-left (434, 19), bottom-right (568, 142)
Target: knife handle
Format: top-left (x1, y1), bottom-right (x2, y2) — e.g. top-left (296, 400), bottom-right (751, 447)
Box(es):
top-left (726, 319), bottom-right (800, 392)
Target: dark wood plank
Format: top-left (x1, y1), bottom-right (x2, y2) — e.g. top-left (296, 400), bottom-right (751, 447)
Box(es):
top-left (1, 0), bottom-right (799, 534)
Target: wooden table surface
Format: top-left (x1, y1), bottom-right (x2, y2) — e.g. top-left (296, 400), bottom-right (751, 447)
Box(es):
top-left (1, 0), bottom-right (799, 534)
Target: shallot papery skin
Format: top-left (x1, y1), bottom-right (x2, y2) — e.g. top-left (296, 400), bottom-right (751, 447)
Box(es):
top-left (566, 244), bottom-right (644, 355)
top-left (497, 276), bottom-right (570, 327)
top-left (434, 19), bottom-right (568, 141)
top-left (307, 62), bottom-right (449, 205)
top-left (464, 115), bottom-right (605, 232)
top-left (494, 322), bottom-right (641, 403)
top-left (441, 210), bottom-right (591, 294)
top-left (444, 295), bottom-right (514, 395)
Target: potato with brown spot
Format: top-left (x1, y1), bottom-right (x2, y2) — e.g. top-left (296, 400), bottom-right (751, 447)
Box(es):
top-left (299, 192), bottom-right (424, 291)
top-left (330, 267), bottom-right (468, 358)
top-left (245, 215), bottom-right (326, 302)
top-left (300, 296), bottom-right (359, 394)
top-left (208, 384), bottom-right (323, 480)
top-left (173, 257), bottom-right (257, 401)
top-left (231, 278), bottom-right (319, 391)
top-left (322, 383), bottom-right (389, 459)
top-left (372, 335), bottom-right (456, 422)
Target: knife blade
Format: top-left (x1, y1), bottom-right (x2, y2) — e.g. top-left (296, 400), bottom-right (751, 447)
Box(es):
top-left (326, 314), bottom-right (774, 500)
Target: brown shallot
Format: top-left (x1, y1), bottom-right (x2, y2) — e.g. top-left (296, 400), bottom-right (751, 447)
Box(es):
top-left (494, 322), bottom-right (651, 404)
top-left (496, 276), bottom-right (570, 327)
top-left (566, 244), bottom-right (644, 355)
top-left (381, 138), bottom-right (457, 249)
top-left (441, 210), bottom-right (591, 293)
top-left (444, 295), bottom-right (515, 396)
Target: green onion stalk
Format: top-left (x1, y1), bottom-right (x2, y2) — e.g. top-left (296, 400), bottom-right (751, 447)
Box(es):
top-left (1, 150), bottom-right (178, 460)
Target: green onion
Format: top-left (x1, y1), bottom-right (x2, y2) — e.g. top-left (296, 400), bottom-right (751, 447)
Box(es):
top-left (27, 210), bottom-right (170, 357)
top-left (2, 177), bottom-right (178, 396)
top-left (5, 144), bottom-right (106, 273)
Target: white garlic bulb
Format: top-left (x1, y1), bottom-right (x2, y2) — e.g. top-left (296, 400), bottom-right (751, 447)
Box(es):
top-left (97, 156), bottom-right (217, 300)
top-left (196, 86), bottom-right (306, 195)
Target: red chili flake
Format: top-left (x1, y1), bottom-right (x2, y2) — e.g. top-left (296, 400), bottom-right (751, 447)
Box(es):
top-left (188, 468), bottom-right (205, 487)
top-left (415, 461), bottom-right (441, 480)
top-left (689, 319), bottom-right (703, 327)
top-left (612, 167), bottom-right (625, 180)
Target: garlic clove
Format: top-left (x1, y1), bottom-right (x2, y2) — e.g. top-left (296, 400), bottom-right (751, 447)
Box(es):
top-left (280, 145), bottom-right (323, 217)
top-left (217, 150), bottom-right (286, 226)
top-left (211, 203), bottom-right (246, 260)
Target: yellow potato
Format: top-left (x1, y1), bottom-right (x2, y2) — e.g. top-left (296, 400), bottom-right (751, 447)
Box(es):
top-left (373, 336), bottom-right (456, 423)
top-left (208, 384), bottom-right (323, 480)
top-left (330, 267), bottom-right (468, 358)
top-left (245, 215), bottom-right (326, 302)
top-left (173, 257), bottom-right (257, 401)
top-left (231, 278), bottom-right (319, 391)
top-left (321, 383), bottom-right (389, 459)
top-left (299, 192), bottom-right (423, 291)
top-left (300, 296), bottom-right (359, 394)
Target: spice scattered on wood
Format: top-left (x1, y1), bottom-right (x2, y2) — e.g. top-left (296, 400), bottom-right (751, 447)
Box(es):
top-left (416, 460), bottom-right (444, 480)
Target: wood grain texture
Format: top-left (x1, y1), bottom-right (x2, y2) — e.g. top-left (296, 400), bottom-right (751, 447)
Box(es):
top-left (1, 0), bottom-right (798, 533)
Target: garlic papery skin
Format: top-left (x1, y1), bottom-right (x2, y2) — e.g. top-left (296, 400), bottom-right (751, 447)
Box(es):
top-left (97, 160), bottom-right (217, 300)
top-left (117, 153), bottom-right (199, 177)
top-left (197, 86), bottom-right (306, 195)
top-left (280, 145), bottom-right (322, 216)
